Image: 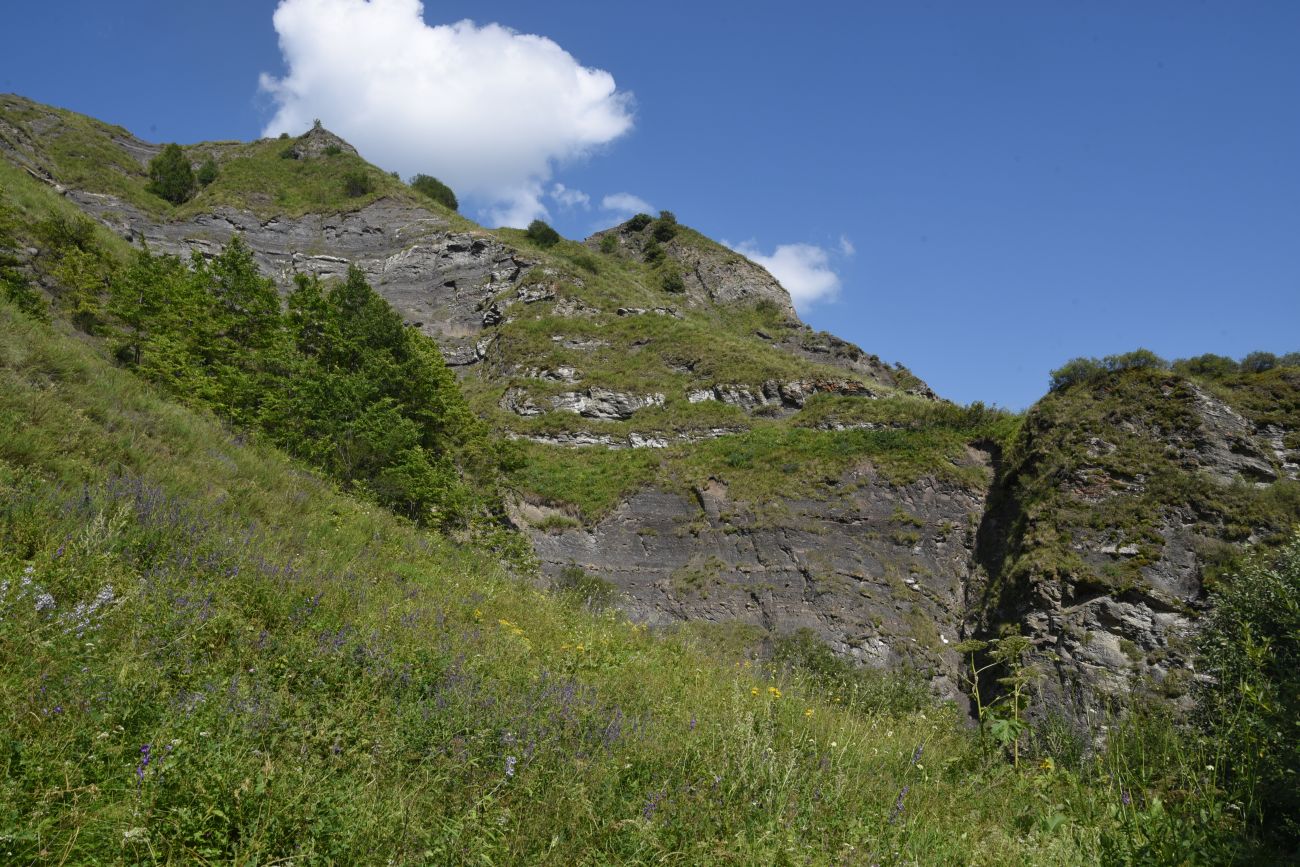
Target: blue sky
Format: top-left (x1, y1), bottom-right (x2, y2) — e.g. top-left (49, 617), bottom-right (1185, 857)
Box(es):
top-left (5, 1), bottom-right (1298, 408)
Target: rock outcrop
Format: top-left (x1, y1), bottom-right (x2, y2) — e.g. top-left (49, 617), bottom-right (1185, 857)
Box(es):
top-left (527, 453), bottom-right (994, 704)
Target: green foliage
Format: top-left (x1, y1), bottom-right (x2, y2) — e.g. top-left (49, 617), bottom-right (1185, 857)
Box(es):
top-left (772, 628), bottom-right (928, 713)
top-left (625, 212), bottom-right (652, 232)
top-left (1048, 356), bottom-right (1106, 392)
top-left (0, 200), bottom-right (45, 320)
top-left (1049, 349), bottom-right (1168, 392)
top-left (101, 234), bottom-right (501, 530)
top-left (342, 169), bottom-right (373, 197)
top-left (642, 237), bottom-right (664, 265)
top-left (1172, 352), bottom-right (1238, 378)
top-left (553, 564), bottom-right (618, 611)
top-left (1240, 350), bottom-right (1278, 373)
top-left (599, 233), bottom-right (618, 254)
top-left (525, 219), bottom-right (561, 248)
top-left (322, 143), bottom-right (343, 157)
top-left (146, 143), bottom-right (196, 205)
top-left (1196, 532), bottom-right (1300, 846)
top-left (651, 210), bottom-right (679, 242)
top-left (409, 173), bottom-right (458, 211)
top-left (195, 156), bottom-right (219, 187)
top-left (1103, 348), bottom-right (1168, 373)
top-left (660, 265), bottom-right (685, 293)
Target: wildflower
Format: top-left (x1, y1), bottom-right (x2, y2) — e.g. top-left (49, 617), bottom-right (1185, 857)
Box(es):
top-left (504, 755), bottom-right (517, 778)
top-left (767, 686), bottom-right (781, 699)
top-left (911, 744), bottom-right (924, 765)
top-left (34, 592), bottom-right (56, 613)
top-left (136, 744), bottom-right (152, 784)
top-left (751, 687), bottom-right (759, 697)
top-left (888, 785), bottom-right (909, 824)
top-left (805, 708), bottom-right (814, 718)
top-left (1121, 788), bottom-right (1131, 807)
top-left (688, 715), bottom-right (697, 731)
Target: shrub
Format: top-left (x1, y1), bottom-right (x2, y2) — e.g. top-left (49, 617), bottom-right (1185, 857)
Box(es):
top-left (146, 143), bottom-right (196, 205)
top-left (526, 220), bottom-right (561, 248)
top-left (661, 267), bottom-right (685, 293)
top-left (553, 564), bottom-right (618, 611)
top-left (625, 213), bottom-right (652, 232)
top-left (1049, 349), bottom-right (1169, 392)
top-left (1196, 532), bottom-right (1300, 847)
top-left (279, 147), bottom-right (297, 160)
top-left (1241, 350), bottom-right (1279, 373)
top-left (1172, 353), bottom-right (1238, 379)
top-left (1048, 357), bottom-right (1106, 392)
top-left (409, 174), bottom-right (459, 211)
top-left (1102, 348), bottom-right (1168, 373)
top-left (322, 144), bottom-right (343, 157)
top-left (278, 131), bottom-right (290, 140)
top-left (343, 170), bottom-right (373, 197)
top-left (195, 157), bottom-right (218, 188)
top-left (599, 233), bottom-right (618, 254)
top-left (652, 210), bottom-right (679, 242)
top-left (642, 238), bottom-right (664, 265)
top-left (1281, 352), bottom-right (1300, 368)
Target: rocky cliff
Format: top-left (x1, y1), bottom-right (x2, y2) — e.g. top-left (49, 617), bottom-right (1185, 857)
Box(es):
top-left (4, 94), bottom-right (1299, 731)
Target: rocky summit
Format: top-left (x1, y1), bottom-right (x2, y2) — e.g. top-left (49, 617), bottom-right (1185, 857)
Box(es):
top-left (3, 93), bottom-right (1298, 731)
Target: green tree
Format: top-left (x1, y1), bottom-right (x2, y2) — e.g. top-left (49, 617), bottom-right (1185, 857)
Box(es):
top-left (1172, 353), bottom-right (1238, 379)
top-left (625, 213), bottom-right (652, 232)
top-left (652, 210), bottom-right (679, 242)
top-left (196, 157), bottom-right (219, 187)
top-left (660, 266), bottom-right (685, 293)
top-left (410, 174), bottom-right (458, 211)
top-left (147, 144), bottom-right (196, 205)
top-left (1197, 533), bottom-right (1300, 846)
top-left (526, 220), bottom-right (561, 248)
top-left (1241, 350), bottom-right (1279, 373)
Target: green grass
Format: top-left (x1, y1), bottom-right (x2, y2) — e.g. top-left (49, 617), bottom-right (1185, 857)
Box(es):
top-left (1, 298), bottom-right (1279, 863)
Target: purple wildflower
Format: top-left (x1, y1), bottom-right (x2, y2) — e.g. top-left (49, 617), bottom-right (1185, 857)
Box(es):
top-left (136, 744), bottom-right (152, 785)
top-left (888, 785), bottom-right (909, 824)
top-left (911, 743), bottom-right (924, 765)
top-left (1121, 788), bottom-right (1131, 807)
top-left (504, 755), bottom-right (517, 778)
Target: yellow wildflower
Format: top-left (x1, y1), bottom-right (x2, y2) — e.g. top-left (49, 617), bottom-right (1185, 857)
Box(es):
top-left (804, 708), bottom-right (814, 718)
top-left (768, 686), bottom-right (782, 699)
top-left (750, 687), bottom-right (759, 697)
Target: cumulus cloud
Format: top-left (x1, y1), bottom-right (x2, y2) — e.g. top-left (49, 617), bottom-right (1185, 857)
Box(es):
top-left (550, 183), bottom-right (590, 210)
top-left (729, 241), bottom-right (843, 309)
top-left (259, 0), bottom-right (634, 226)
top-left (600, 192), bottom-right (653, 220)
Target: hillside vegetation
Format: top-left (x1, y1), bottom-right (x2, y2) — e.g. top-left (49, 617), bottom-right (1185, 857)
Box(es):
top-left (2, 96), bottom-right (1298, 863)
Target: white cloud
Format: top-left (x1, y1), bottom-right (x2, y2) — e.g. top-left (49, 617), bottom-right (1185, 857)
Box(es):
top-left (729, 241), bottom-right (843, 309)
top-left (259, 0), bottom-right (634, 226)
top-left (550, 183), bottom-right (590, 210)
top-left (600, 192), bottom-right (653, 220)
top-left (839, 235), bottom-right (856, 257)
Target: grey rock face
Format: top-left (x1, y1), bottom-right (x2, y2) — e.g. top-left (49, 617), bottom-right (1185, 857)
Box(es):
top-left (688, 378), bottom-right (881, 414)
top-left (549, 388), bottom-right (666, 420)
top-left (526, 455), bottom-right (993, 702)
top-left (980, 376), bottom-right (1299, 733)
top-left (65, 192), bottom-right (533, 367)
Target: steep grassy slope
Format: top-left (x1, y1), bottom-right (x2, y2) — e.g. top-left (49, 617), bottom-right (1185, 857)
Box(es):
top-left (1, 94), bottom-right (1295, 862)
top-left (2, 301), bottom-right (1246, 864)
